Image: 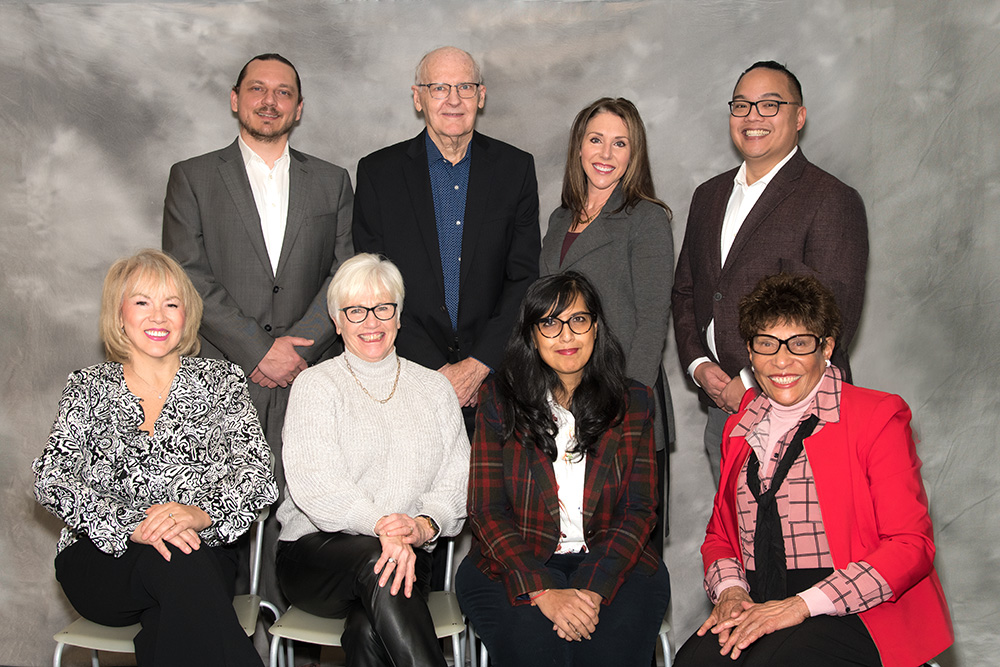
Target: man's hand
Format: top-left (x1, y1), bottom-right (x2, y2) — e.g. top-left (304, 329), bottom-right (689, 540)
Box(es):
top-left (719, 375), bottom-right (746, 413)
top-left (251, 336), bottom-right (312, 388)
top-left (693, 362), bottom-right (731, 406)
top-left (439, 358), bottom-right (490, 407)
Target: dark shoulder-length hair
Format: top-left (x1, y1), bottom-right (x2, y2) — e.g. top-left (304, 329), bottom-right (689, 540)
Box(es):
top-left (560, 97), bottom-right (671, 228)
top-left (495, 272), bottom-right (628, 461)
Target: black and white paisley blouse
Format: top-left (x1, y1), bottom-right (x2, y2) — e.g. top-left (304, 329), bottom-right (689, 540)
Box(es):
top-left (33, 357), bottom-right (278, 557)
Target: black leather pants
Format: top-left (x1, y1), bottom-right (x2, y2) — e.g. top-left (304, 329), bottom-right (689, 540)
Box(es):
top-left (276, 532), bottom-right (446, 667)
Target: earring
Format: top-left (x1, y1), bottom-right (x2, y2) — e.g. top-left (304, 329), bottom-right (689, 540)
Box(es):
top-left (825, 359), bottom-right (831, 367)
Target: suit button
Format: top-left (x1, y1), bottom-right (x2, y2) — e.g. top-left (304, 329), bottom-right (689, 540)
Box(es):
top-left (273, 286), bottom-right (280, 293)
top-left (586, 529), bottom-right (595, 537)
top-left (264, 324), bottom-right (272, 332)
top-left (714, 292), bottom-right (723, 301)
top-left (440, 306), bottom-right (448, 313)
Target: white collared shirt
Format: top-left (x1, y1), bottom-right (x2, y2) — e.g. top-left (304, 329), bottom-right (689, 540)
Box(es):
top-left (548, 394), bottom-right (588, 554)
top-left (688, 147), bottom-right (799, 383)
top-left (238, 136), bottom-right (291, 275)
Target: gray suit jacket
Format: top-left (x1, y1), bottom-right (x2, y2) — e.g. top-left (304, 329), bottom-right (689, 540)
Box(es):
top-left (162, 139), bottom-right (354, 375)
top-left (672, 148), bottom-right (868, 401)
top-left (540, 185), bottom-right (675, 445)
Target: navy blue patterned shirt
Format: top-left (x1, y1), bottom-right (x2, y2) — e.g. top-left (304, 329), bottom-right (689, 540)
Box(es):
top-left (425, 132), bottom-right (471, 329)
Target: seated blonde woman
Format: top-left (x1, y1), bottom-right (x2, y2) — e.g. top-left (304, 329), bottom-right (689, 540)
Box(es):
top-left (33, 249), bottom-right (277, 666)
top-left (275, 253), bottom-right (469, 667)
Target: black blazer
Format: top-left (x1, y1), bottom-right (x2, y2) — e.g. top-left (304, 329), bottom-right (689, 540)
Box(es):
top-left (352, 130), bottom-right (540, 371)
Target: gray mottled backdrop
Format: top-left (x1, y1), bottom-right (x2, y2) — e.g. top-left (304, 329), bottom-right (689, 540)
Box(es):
top-left (2, 1), bottom-right (996, 665)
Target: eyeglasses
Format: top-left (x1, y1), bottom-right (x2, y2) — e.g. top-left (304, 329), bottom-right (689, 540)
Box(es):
top-left (535, 313), bottom-right (596, 339)
top-left (728, 99), bottom-right (799, 117)
top-left (750, 334), bottom-right (824, 356)
top-left (416, 82), bottom-right (482, 99)
top-left (340, 303), bottom-right (397, 324)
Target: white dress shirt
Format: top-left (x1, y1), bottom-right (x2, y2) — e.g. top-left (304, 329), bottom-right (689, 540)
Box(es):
top-left (238, 136), bottom-right (291, 275)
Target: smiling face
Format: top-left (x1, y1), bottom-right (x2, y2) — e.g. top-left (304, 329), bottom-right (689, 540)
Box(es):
top-left (120, 276), bottom-right (186, 364)
top-left (231, 58), bottom-right (303, 144)
top-left (729, 67), bottom-right (806, 182)
top-left (532, 293), bottom-right (596, 396)
top-left (412, 48), bottom-right (484, 152)
top-left (336, 290), bottom-right (400, 363)
top-left (580, 112), bottom-right (631, 197)
top-left (749, 320), bottom-right (834, 407)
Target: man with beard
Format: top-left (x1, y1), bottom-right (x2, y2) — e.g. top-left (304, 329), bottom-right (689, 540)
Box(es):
top-left (162, 53), bottom-right (353, 607)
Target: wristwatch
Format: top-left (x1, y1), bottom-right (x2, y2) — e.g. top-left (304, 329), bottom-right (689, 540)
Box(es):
top-left (416, 514), bottom-right (440, 543)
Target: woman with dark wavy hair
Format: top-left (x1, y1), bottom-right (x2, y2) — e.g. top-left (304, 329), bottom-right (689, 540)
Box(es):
top-left (457, 271), bottom-right (670, 666)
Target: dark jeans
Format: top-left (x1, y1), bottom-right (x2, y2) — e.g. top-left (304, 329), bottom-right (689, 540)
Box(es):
top-left (55, 536), bottom-right (262, 667)
top-left (276, 532), bottom-right (446, 667)
top-left (674, 569), bottom-right (881, 667)
top-left (457, 553), bottom-right (671, 667)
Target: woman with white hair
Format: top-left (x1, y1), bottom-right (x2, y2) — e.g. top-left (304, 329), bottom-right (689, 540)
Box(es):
top-left (275, 253), bottom-right (469, 667)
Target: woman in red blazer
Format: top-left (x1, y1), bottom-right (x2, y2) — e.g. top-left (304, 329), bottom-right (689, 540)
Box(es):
top-left (674, 274), bottom-right (952, 667)
top-left (457, 271), bottom-right (670, 666)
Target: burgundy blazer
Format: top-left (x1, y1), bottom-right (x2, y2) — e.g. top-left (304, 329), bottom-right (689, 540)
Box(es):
top-left (672, 149), bottom-right (868, 397)
top-left (703, 382), bottom-right (953, 667)
top-left (467, 380), bottom-right (661, 605)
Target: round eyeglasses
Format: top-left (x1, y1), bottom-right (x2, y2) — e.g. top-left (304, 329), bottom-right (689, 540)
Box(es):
top-left (729, 99), bottom-right (800, 117)
top-left (416, 82), bottom-right (482, 99)
top-left (750, 334), bottom-right (824, 356)
top-left (340, 303), bottom-right (397, 324)
top-left (535, 313), bottom-right (596, 339)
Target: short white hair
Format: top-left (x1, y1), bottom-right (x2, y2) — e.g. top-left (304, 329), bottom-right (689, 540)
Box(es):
top-left (327, 253), bottom-right (405, 325)
top-left (414, 46), bottom-right (482, 85)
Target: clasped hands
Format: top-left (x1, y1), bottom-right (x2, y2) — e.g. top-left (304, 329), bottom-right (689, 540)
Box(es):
top-left (251, 336), bottom-right (313, 388)
top-left (530, 588), bottom-right (603, 642)
top-left (697, 586), bottom-right (810, 659)
top-left (693, 362), bottom-right (745, 414)
top-left (373, 513), bottom-right (436, 599)
top-left (438, 358), bottom-right (490, 407)
top-left (130, 502), bottom-right (211, 561)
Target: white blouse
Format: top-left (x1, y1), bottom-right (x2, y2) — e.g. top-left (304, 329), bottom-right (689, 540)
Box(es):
top-left (549, 395), bottom-right (588, 554)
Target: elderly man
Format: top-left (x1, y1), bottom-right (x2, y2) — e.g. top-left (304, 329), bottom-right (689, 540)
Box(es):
top-left (162, 53), bottom-right (353, 604)
top-left (353, 46), bottom-right (540, 436)
top-left (672, 61), bottom-right (868, 484)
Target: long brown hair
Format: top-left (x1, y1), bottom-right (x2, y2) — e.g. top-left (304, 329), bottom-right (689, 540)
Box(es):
top-left (560, 97), bottom-right (670, 227)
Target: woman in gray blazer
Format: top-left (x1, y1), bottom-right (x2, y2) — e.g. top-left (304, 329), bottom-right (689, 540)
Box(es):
top-left (540, 97), bottom-right (674, 549)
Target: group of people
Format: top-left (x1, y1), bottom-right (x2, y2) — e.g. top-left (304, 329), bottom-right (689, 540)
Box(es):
top-left (32, 44), bottom-right (952, 667)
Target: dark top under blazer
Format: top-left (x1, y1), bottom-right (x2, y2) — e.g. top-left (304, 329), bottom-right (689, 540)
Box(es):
top-left (467, 380), bottom-right (661, 606)
top-left (162, 139), bottom-right (354, 372)
top-left (352, 130), bottom-right (540, 371)
top-left (672, 149), bottom-right (868, 397)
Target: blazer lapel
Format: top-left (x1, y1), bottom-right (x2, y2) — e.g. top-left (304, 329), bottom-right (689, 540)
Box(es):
top-left (218, 142), bottom-right (272, 276)
top-left (723, 150), bottom-right (807, 275)
top-left (275, 150), bottom-right (309, 280)
top-left (460, 132), bottom-right (490, 288)
top-left (707, 178), bottom-right (734, 280)
top-left (582, 425), bottom-right (622, 525)
top-left (404, 133), bottom-right (446, 296)
top-left (560, 186), bottom-right (625, 269)
top-left (527, 445), bottom-right (561, 527)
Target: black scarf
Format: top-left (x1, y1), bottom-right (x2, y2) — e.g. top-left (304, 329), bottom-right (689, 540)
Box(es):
top-left (745, 414), bottom-right (819, 603)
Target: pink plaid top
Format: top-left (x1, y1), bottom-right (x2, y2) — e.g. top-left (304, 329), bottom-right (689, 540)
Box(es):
top-left (705, 367), bottom-right (893, 616)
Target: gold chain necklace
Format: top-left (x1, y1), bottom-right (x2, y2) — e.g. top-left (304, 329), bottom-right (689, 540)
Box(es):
top-left (126, 365), bottom-right (176, 400)
top-left (345, 355), bottom-right (400, 404)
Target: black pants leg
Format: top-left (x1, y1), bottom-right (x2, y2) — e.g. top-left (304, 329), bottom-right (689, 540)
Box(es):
top-left (55, 536), bottom-right (262, 667)
top-left (276, 532), bottom-right (446, 667)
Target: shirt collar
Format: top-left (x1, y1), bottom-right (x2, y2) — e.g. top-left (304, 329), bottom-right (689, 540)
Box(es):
top-left (734, 145), bottom-right (798, 189)
top-left (424, 130), bottom-right (472, 167)
top-left (237, 135), bottom-right (290, 169)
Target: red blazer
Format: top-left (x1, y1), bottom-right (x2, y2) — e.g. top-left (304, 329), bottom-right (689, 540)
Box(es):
top-left (703, 382), bottom-right (953, 667)
top-left (467, 380), bottom-right (660, 605)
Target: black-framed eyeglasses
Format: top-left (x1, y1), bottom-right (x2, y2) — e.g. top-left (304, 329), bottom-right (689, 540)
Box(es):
top-left (340, 303), bottom-right (397, 323)
top-left (728, 99), bottom-right (800, 117)
top-left (750, 334), bottom-right (824, 356)
top-left (416, 82), bottom-right (482, 99)
top-left (535, 312), bottom-right (597, 339)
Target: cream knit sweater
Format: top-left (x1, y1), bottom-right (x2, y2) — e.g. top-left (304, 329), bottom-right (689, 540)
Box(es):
top-left (277, 350), bottom-right (469, 547)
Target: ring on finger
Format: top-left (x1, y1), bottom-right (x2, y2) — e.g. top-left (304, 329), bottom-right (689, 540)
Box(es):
top-left (387, 557), bottom-right (396, 564)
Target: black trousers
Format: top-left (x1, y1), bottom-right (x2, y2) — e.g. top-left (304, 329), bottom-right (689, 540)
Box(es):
top-left (674, 569), bottom-right (881, 667)
top-left (276, 532), bottom-right (446, 667)
top-left (55, 536), bottom-right (262, 667)
top-left (457, 553), bottom-right (671, 667)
